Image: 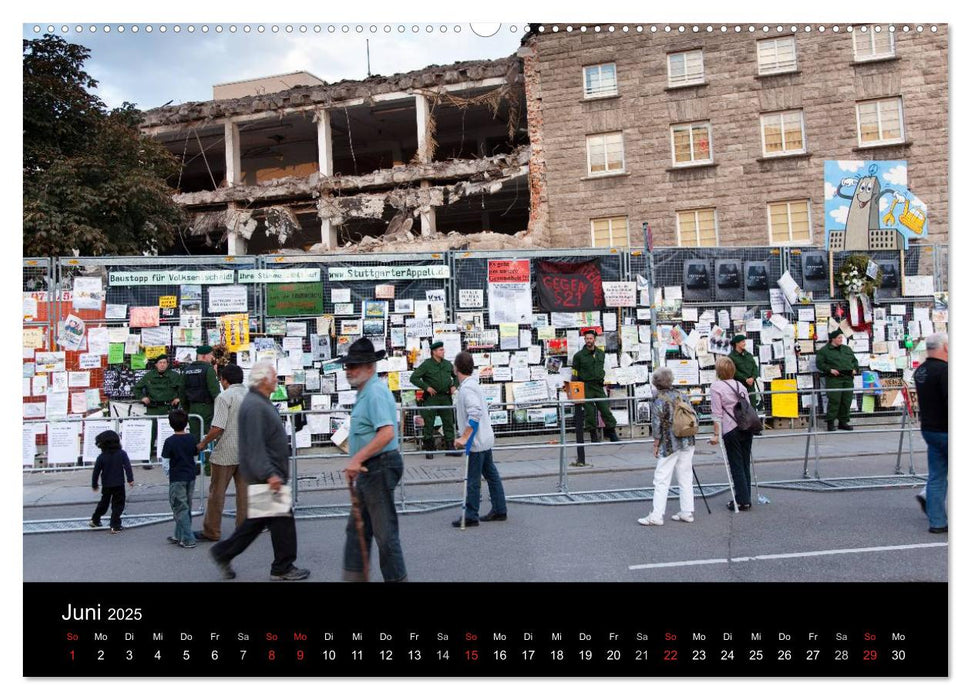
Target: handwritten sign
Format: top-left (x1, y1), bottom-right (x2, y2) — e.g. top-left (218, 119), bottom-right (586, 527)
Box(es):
top-left (459, 289), bottom-right (484, 308)
top-left (602, 281), bottom-right (637, 307)
top-left (536, 259), bottom-right (603, 311)
top-left (488, 260), bottom-right (530, 284)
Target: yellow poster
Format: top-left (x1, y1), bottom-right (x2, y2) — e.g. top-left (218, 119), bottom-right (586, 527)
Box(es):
top-left (388, 372), bottom-right (400, 391)
top-left (499, 323), bottom-right (518, 338)
top-left (770, 378), bottom-right (798, 418)
top-left (222, 313), bottom-right (250, 352)
top-left (145, 345), bottom-right (167, 360)
top-left (159, 296), bottom-right (177, 308)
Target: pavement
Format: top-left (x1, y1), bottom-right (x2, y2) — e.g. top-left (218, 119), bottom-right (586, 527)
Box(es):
top-left (23, 423), bottom-right (946, 584)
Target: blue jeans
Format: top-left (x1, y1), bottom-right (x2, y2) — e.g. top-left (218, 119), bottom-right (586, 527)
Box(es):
top-left (922, 430), bottom-right (948, 529)
top-left (344, 451), bottom-right (407, 581)
top-left (464, 449), bottom-right (507, 521)
top-left (169, 480), bottom-right (196, 544)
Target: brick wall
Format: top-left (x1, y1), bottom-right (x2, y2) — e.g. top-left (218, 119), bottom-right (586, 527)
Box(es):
top-left (524, 25), bottom-right (949, 251)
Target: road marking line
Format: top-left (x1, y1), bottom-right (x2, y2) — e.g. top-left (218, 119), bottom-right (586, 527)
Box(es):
top-left (629, 542), bottom-right (948, 571)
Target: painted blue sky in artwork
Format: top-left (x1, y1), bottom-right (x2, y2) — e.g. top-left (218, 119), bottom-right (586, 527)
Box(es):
top-left (824, 160), bottom-right (929, 249)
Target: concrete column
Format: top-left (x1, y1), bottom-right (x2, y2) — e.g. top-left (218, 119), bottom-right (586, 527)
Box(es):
top-left (224, 121), bottom-right (241, 186)
top-left (316, 109), bottom-right (337, 248)
top-left (225, 203), bottom-right (248, 255)
top-left (420, 179), bottom-right (437, 236)
top-left (415, 94), bottom-right (432, 164)
top-left (316, 109), bottom-right (333, 176)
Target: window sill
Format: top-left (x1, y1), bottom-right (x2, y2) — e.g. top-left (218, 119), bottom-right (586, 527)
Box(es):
top-left (665, 81), bottom-right (709, 92)
top-left (582, 93), bottom-right (620, 103)
top-left (755, 69), bottom-right (800, 80)
top-left (581, 171), bottom-right (631, 181)
top-left (756, 152), bottom-right (812, 162)
top-left (666, 162), bottom-right (717, 172)
top-left (770, 240), bottom-right (814, 247)
top-left (852, 55), bottom-right (899, 66)
top-left (852, 140), bottom-right (912, 152)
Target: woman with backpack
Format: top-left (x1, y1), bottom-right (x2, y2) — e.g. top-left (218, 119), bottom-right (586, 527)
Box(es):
top-left (709, 356), bottom-right (757, 511)
top-left (638, 367), bottom-right (696, 526)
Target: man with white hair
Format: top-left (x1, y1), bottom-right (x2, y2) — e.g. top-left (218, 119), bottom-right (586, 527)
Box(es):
top-left (914, 332), bottom-right (948, 534)
top-left (209, 361), bottom-right (310, 580)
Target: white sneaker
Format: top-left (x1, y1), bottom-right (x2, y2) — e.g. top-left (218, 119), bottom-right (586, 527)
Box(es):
top-left (637, 515), bottom-right (664, 526)
top-left (671, 512), bottom-right (694, 523)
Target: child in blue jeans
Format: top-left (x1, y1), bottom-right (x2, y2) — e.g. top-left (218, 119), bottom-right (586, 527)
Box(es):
top-left (161, 410), bottom-right (200, 548)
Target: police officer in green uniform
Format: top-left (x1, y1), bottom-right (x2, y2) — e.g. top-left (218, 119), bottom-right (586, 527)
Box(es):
top-left (729, 334), bottom-right (761, 408)
top-left (410, 341), bottom-right (458, 459)
top-left (571, 329), bottom-right (619, 443)
top-left (815, 328), bottom-right (859, 431)
top-left (182, 344), bottom-right (221, 440)
top-left (134, 354), bottom-right (184, 467)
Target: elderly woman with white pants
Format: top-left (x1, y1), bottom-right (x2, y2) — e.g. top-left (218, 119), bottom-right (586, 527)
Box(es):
top-left (638, 367), bottom-right (696, 526)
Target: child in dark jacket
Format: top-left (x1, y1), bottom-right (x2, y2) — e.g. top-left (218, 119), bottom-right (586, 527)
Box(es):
top-left (162, 410), bottom-right (200, 549)
top-left (90, 430), bottom-right (134, 533)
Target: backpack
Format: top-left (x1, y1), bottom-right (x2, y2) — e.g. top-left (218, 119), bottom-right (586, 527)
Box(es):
top-left (730, 381), bottom-right (763, 435)
top-left (672, 393), bottom-right (699, 438)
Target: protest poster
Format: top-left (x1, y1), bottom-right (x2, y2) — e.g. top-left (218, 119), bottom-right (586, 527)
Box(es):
top-left (72, 277), bottom-right (103, 310)
top-left (266, 282), bottom-right (324, 317)
top-left (57, 315), bottom-right (86, 351)
top-left (602, 281), bottom-right (637, 307)
top-left (129, 306), bottom-right (160, 328)
top-left (536, 259), bottom-right (604, 312)
top-left (207, 284), bottom-right (249, 313)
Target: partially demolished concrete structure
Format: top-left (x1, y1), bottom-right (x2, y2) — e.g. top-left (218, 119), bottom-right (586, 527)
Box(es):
top-left (142, 55), bottom-right (541, 254)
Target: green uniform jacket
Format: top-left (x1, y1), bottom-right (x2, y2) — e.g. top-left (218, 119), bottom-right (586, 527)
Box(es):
top-left (815, 342), bottom-right (860, 377)
top-left (410, 358), bottom-right (458, 395)
top-left (134, 368), bottom-right (184, 407)
top-left (729, 349), bottom-right (760, 403)
top-left (571, 347), bottom-right (606, 385)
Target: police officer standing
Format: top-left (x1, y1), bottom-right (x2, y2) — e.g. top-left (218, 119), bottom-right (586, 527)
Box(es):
top-left (410, 340), bottom-right (458, 459)
top-left (134, 354), bottom-right (184, 465)
top-left (815, 328), bottom-right (859, 431)
top-left (571, 329), bottom-right (619, 442)
top-left (182, 344), bottom-right (221, 440)
top-left (729, 334), bottom-right (760, 408)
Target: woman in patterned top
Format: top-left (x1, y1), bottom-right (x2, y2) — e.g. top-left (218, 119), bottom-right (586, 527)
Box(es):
top-left (638, 367), bottom-right (696, 526)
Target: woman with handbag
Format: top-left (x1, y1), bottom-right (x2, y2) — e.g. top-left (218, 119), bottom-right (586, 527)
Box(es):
top-left (709, 356), bottom-right (754, 511)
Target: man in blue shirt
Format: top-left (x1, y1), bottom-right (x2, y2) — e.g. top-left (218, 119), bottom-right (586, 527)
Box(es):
top-left (337, 338), bottom-right (408, 582)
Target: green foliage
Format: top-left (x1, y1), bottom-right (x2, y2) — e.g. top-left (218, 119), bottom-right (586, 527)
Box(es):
top-left (23, 35), bottom-right (186, 256)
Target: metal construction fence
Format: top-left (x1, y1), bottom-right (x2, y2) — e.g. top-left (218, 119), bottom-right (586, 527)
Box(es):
top-left (23, 244), bottom-right (947, 468)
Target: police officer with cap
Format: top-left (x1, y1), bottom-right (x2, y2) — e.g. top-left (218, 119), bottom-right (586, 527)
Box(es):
top-left (183, 345), bottom-right (221, 440)
top-left (815, 327), bottom-right (859, 431)
top-left (409, 340), bottom-right (459, 459)
top-left (133, 353), bottom-right (184, 465)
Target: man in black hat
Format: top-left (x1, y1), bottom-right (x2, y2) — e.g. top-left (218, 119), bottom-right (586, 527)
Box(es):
top-left (571, 329), bottom-right (619, 442)
top-left (133, 354), bottom-right (184, 465)
top-left (182, 345), bottom-right (221, 440)
top-left (409, 340), bottom-right (459, 458)
top-left (815, 328), bottom-right (859, 431)
top-left (338, 337), bottom-right (408, 582)
top-left (729, 334), bottom-right (760, 408)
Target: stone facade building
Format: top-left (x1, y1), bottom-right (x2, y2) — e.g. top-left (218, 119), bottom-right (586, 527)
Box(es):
top-left (519, 24), bottom-right (948, 251)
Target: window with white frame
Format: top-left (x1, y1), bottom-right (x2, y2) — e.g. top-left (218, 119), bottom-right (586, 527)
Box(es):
top-left (671, 122), bottom-right (712, 166)
top-left (767, 200), bottom-right (812, 244)
top-left (757, 36), bottom-right (797, 74)
top-left (583, 63), bottom-right (618, 99)
top-left (760, 110), bottom-right (806, 156)
top-left (591, 216), bottom-right (629, 248)
top-left (586, 132), bottom-right (625, 175)
top-left (676, 209), bottom-right (718, 247)
top-left (853, 28), bottom-right (895, 61)
top-left (856, 97), bottom-right (905, 146)
top-left (668, 50), bottom-right (705, 87)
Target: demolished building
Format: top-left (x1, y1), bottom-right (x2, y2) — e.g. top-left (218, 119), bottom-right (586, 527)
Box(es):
top-left (141, 55), bottom-right (543, 254)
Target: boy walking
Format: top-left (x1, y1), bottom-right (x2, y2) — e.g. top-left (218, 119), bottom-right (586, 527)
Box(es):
top-left (162, 410), bottom-right (200, 549)
top-left (90, 430), bottom-right (134, 533)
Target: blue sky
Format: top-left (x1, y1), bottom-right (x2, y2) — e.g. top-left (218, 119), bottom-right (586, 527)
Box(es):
top-left (22, 23), bottom-right (523, 110)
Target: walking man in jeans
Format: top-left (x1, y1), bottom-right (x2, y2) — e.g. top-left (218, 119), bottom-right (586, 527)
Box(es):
top-left (338, 338), bottom-right (408, 582)
top-left (209, 361), bottom-right (310, 581)
top-left (914, 333), bottom-right (948, 534)
top-left (451, 351), bottom-right (507, 528)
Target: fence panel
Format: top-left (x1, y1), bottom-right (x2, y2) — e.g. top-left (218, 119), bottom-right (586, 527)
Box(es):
top-left (23, 258), bottom-right (55, 462)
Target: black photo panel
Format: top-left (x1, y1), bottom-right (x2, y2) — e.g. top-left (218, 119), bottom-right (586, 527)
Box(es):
top-left (744, 261), bottom-right (770, 301)
top-left (875, 260), bottom-right (900, 300)
top-left (801, 251), bottom-right (829, 294)
top-left (683, 259), bottom-right (711, 301)
top-left (715, 258), bottom-right (744, 301)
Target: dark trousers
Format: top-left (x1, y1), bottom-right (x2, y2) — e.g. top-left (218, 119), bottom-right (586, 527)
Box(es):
top-left (723, 428), bottom-right (753, 507)
top-left (584, 383), bottom-right (617, 431)
top-left (92, 486), bottom-right (125, 529)
top-left (421, 396), bottom-right (455, 448)
top-left (211, 515), bottom-right (298, 576)
top-left (824, 377), bottom-right (854, 424)
top-left (344, 451), bottom-right (408, 582)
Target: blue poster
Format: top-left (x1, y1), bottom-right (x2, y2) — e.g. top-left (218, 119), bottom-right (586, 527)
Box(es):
top-left (823, 160), bottom-right (928, 251)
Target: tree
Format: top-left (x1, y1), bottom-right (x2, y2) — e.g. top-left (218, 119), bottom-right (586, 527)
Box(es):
top-left (23, 35), bottom-right (185, 256)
